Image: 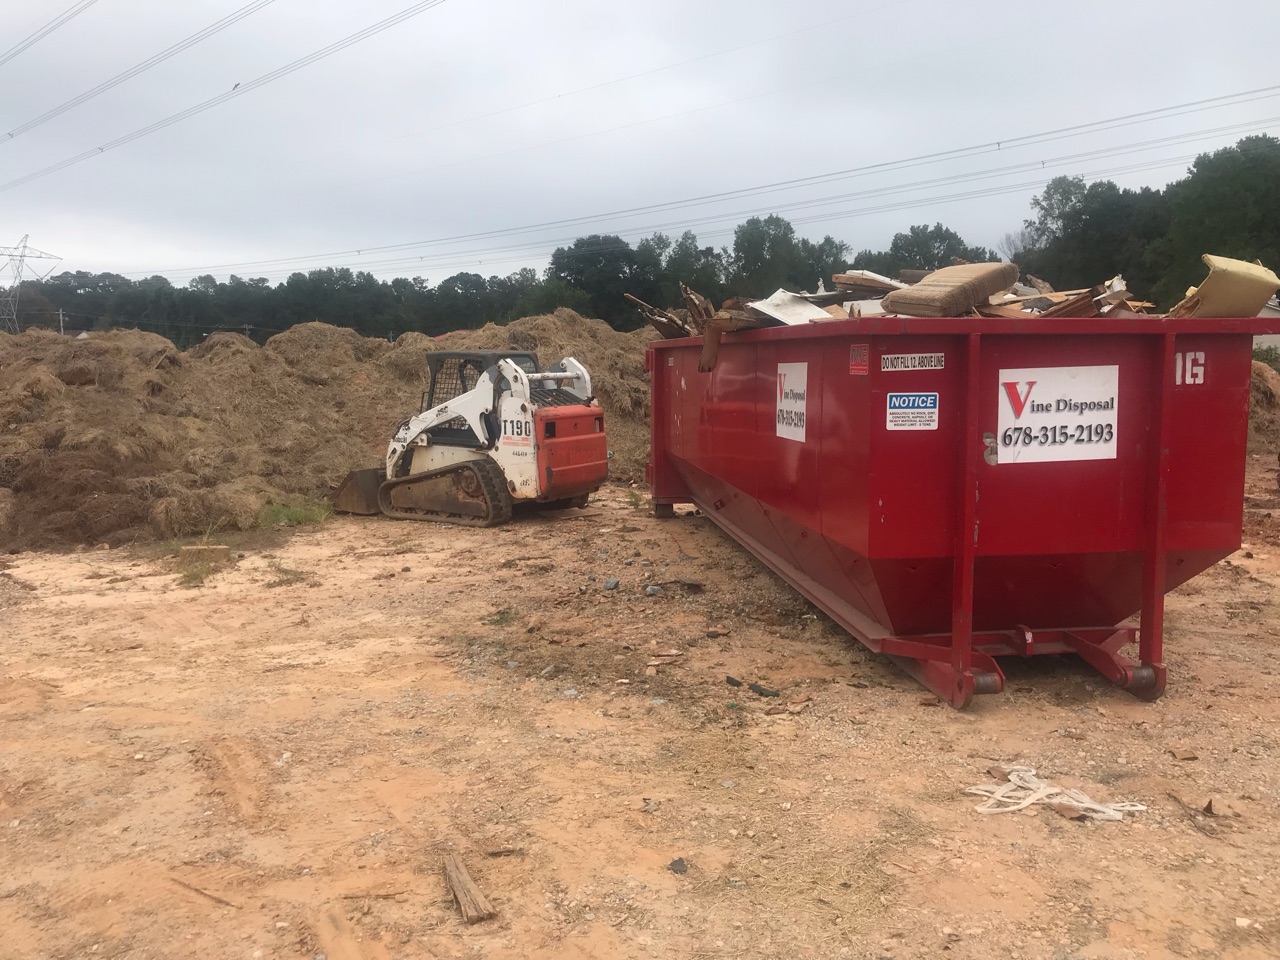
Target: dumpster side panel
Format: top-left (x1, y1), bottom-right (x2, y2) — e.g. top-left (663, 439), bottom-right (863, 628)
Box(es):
top-left (865, 335), bottom-right (964, 561)
top-left (649, 343), bottom-right (693, 505)
top-left (972, 334), bottom-right (1151, 557)
top-left (816, 337), bottom-right (873, 557)
top-left (1165, 334), bottom-right (1252, 552)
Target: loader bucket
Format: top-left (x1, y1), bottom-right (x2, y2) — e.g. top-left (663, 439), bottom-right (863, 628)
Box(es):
top-left (331, 467), bottom-right (384, 515)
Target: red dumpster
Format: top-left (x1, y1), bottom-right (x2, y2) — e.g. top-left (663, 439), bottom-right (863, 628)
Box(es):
top-left (647, 316), bottom-right (1280, 707)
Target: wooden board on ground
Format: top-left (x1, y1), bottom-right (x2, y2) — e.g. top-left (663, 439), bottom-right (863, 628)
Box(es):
top-left (442, 853), bottom-right (495, 924)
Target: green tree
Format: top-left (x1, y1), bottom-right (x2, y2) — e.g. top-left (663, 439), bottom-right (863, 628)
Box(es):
top-left (548, 234), bottom-right (641, 329)
top-left (1148, 135), bottom-right (1280, 306)
top-left (728, 215), bottom-right (848, 296)
top-left (852, 223), bottom-right (998, 277)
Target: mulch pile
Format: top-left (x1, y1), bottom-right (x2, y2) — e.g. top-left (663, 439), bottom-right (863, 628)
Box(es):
top-left (1249, 359), bottom-right (1280, 451)
top-left (0, 309), bottom-right (651, 550)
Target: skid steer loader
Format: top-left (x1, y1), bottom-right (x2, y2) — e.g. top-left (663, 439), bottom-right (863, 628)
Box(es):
top-left (332, 350), bottom-right (609, 526)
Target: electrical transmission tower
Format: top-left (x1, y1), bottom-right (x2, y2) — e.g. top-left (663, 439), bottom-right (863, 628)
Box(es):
top-left (0, 235), bottom-right (61, 333)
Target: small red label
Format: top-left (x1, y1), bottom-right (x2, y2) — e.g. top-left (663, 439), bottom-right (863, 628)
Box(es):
top-left (849, 344), bottom-right (869, 375)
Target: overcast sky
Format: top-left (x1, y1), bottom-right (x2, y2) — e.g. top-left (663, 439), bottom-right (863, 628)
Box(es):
top-left (3, 0), bottom-right (1278, 286)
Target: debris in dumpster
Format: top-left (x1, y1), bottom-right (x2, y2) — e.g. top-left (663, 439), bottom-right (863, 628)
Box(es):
top-left (747, 289), bottom-right (833, 325)
top-left (831, 269), bottom-right (905, 298)
top-left (965, 766), bottom-right (1146, 822)
top-left (880, 262), bottom-right (1020, 317)
top-left (636, 252), bottom-right (1278, 342)
top-left (699, 306), bottom-right (771, 371)
top-left (1169, 254), bottom-right (1280, 318)
top-left (624, 293), bottom-right (691, 339)
top-left (1038, 287), bottom-right (1103, 318)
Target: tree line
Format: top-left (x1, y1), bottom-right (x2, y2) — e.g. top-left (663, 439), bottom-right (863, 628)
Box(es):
top-left (11, 135), bottom-right (1277, 347)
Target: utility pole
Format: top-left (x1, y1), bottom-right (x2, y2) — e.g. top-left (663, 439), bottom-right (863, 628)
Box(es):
top-left (59, 307), bottom-right (64, 335)
top-left (0, 235), bottom-right (61, 334)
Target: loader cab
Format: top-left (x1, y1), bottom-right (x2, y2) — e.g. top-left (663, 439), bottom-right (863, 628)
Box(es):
top-left (425, 350), bottom-right (540, 409)
top-left (424, 350), bottom-right (540, 447)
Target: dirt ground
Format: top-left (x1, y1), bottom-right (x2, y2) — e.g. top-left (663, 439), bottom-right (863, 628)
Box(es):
top-left (2, 463), bottom-right (1279, 960)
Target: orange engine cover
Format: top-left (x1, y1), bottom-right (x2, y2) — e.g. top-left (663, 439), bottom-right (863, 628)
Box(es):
top-left (534, 404), bottom-right (608, 500)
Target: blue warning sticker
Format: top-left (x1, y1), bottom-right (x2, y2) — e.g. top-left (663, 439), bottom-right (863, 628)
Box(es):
top-left (886, 392), bottom-right (939, 431)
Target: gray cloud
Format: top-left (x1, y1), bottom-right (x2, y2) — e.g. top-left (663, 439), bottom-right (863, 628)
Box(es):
top-left (3, 0), bottom-right (1278, 284)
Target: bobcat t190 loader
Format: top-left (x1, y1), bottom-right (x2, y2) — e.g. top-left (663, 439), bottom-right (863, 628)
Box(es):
top-left (332, 350), bottom-right (608, 526)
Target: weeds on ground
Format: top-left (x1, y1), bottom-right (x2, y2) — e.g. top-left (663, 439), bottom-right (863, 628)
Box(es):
top-left (484, 607), bottom-right (517, 627)
top-left (626, 489), bottom-right (644, 509)
top-left (179, 562), bottom-right (216, 588)
top-left (259, 498), bottom-right (332, 529)
top-left (265, 560), bottom-right (309, 588)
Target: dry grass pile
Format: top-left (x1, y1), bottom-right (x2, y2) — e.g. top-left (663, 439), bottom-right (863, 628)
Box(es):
top-left (0, 324), bottom-right (418, 549)
top-left (0, 312), bottom-right (652, 550)
top-left (1249, 359), bottom-right (1280, 450)
top-left (434, 309), bottom-right (652, 476)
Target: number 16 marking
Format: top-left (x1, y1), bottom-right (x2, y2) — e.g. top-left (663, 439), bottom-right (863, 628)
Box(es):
top-left (1175, 351), bottom-right (1205, 385)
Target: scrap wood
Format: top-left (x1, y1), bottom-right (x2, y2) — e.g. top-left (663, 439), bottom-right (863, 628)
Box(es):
top-left (976, 304), bottom-right (1036, 320)
top-left (680, 282), bottom-right (717, 333)
top-left (1039, 288), bottom-right (1103, 318)
top-left (442, 853), bottom-right (495, 924)
top-left (624, 293), bottom-right (690, 340)
top-left (1097, 275), bottom-right (1131, 306)
top-left (698, 310), bottom-right (771, 372)
top-left (170, 876), bottom-right (242, 909)
top-left (1166, 792), bottom-right (1222, 838)
top-left (339, 890), bottom-right (406, 900)
top-left (832, 270), bottom-right (904, 293)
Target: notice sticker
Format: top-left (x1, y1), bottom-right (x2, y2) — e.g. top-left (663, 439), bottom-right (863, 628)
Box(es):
top-left (886, 392), bottom-right (939, 430)
top-left (776, 362), bottom-right (807, 442)
top-left (996, 365), bottom-right (1118, 463)
top-left (881, 353), bottom-right (945, 372)
top-left (849, 344), bottom-right (869, 375)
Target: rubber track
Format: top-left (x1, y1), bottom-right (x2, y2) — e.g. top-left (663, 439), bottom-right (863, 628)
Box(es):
top-left (378, 457), bottom-right (513, 527)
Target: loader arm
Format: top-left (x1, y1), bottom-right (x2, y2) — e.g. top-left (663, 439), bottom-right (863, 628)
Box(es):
top-left (385, 358), bottom-right (586, 478)
top-left (385, 370), bottom-right (500, 478)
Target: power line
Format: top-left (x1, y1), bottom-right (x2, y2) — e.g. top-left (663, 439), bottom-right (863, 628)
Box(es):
top-left (3, 0), bottom-right (280, 144)
top-left (129, 112), bottom-right (1280, 283)
top-left (151, 138), bottom-right (1260, 284)
top-left (0, 0), bottom-right (451, 193)
top-left (131, 84), bottom-right (1280, 278)
top-left (0, 0), bottom-right (100, 69)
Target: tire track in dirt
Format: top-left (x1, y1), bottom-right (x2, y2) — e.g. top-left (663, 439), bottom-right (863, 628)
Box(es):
top-left (196, 738), bottom-right (266, 821)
